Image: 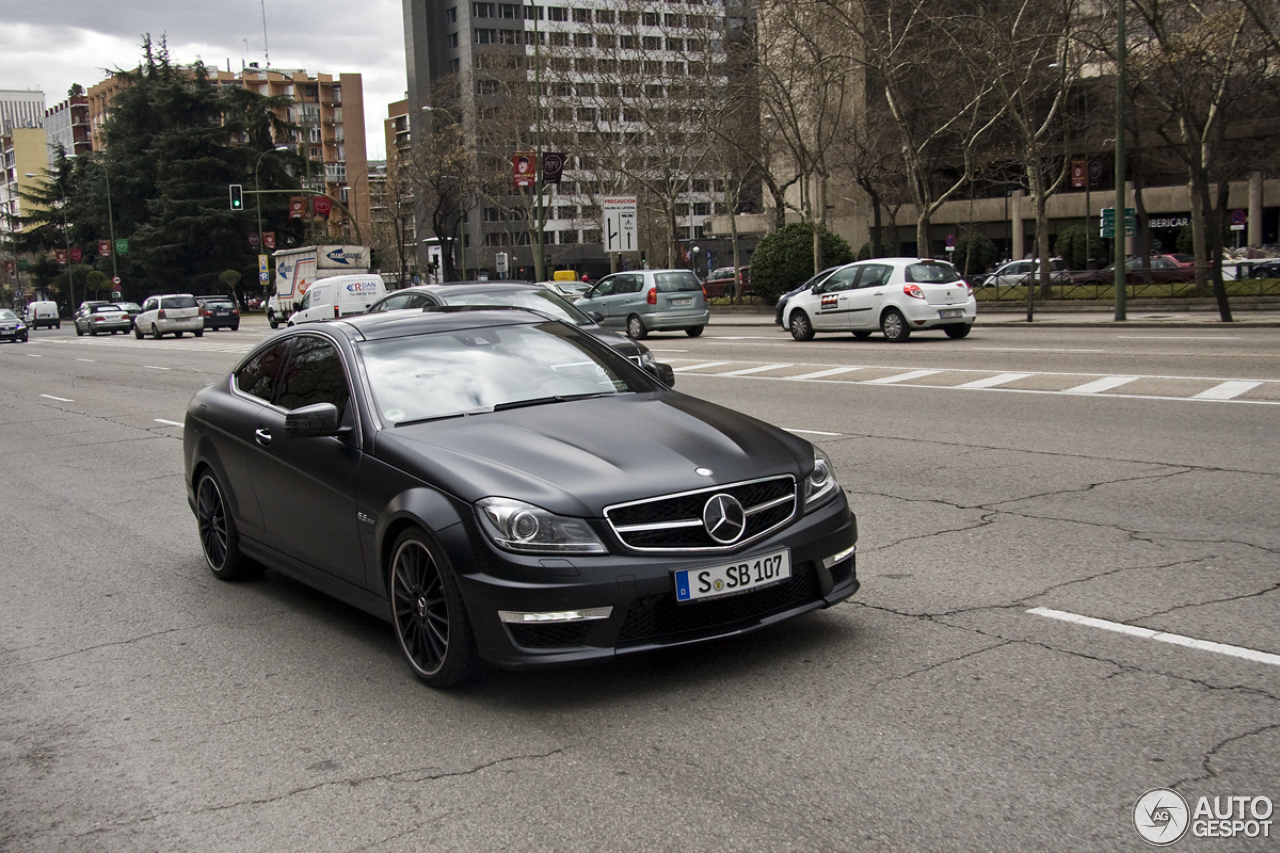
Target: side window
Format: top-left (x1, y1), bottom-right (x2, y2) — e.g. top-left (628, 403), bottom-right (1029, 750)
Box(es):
top-left (297, 289), bottom-right (313, 311)
top-left (821, 268), bottom-right (859, 293)
top-left (143, 298), bottom-right (157, 312)
top-left (858, 264), bottom-right (892, 288)
top-left (235, 340), bottom-right (291, 402)
top-left (273, 336), bottom-right (351, 415)
top-left (592, 277), bottom-right (616, 297)
top-left (410, 294), bottom-right (439, 308)
top-left (622, 274), bottom-right (644, 294)
top-left (374, 293), bottom-right (412, 312)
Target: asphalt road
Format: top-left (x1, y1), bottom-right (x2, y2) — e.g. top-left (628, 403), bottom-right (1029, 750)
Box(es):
top-left (1, 316), bottom-right (1277, 852)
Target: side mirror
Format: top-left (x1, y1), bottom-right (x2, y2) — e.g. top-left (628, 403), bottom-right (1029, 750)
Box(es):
top-left (284, 402), bottom-right (350, 438)
top-left (586, 310), bottom-right (604, 323)
top-left (645, 362), bottom-right (676, 387)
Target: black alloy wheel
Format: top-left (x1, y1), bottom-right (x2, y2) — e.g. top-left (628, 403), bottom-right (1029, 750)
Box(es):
top-left (196, 472), bottom-right (259, 580)
top-left (881, 308), bottom-right (911, 342)
top-left (789, 310), bottom-right (815, 341)
top-left (389, 529), bottom-right (479, 687)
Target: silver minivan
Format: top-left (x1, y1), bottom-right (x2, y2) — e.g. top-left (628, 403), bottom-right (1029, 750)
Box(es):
top-left (576, 269), bottom-right (710, 339)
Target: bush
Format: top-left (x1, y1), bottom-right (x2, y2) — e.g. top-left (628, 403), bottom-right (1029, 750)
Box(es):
top-left (951, 232), bottom-right (997, 277)
top-left (750, 223), bottom-right (855, 303)
top-left (1054, 225), bottom-right (1106, 269)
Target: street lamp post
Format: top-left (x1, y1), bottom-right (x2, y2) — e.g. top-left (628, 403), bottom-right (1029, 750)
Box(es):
top-left (1114, 0), bottom-right (1127, 321)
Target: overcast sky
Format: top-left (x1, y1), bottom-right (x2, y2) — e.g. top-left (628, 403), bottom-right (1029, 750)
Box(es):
top-left (0, 0), bottom-right (408, 160)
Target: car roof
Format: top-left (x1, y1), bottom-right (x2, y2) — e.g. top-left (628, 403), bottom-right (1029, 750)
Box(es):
top-left (332, 305), bottom-right (555, 342)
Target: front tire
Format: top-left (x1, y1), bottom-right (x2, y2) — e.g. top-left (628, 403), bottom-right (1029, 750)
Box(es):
top-left (268, 311), bottom-right (279, 329)
top-left (196, 471), bottom-right (260, 580)
top-left (389, 528), bottom-right (479, 688)
top-left (881, 309), bottom-right (911, 342)
top-left (626, 314), bottom-right (648, 340)
top-left (194, 330), bottom-right (203, 338)
top-left (685, 325), bottom-right (704, 337)
top-left (789, 310), bottom-right (815, 341)
top-left (944, 324), bottom-right (972, 339)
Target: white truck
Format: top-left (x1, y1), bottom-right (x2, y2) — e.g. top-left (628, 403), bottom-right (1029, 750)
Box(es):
top-left (268, 244), bottom-right (370, 328)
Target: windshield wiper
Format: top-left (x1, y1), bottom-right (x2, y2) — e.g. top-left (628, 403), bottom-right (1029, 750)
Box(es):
top-left (492, 392), bottom-right (613, 412)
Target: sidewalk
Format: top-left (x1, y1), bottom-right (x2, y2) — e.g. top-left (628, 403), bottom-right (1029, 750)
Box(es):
top-left (711, 298), bottom-right (1280, 327)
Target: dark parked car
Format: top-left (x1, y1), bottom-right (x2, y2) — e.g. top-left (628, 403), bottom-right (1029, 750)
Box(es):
top-left (196, 294), bottom-right (241, 330)
top-left (366, 281), bottom-right (668, 381)
top-left (184, 308), bottom-right (859, 687)
top-left (0, 308), bottom-right (29, 343)
top-left (704, 266), bottom-right (751, 299)
top-left (115, 302), bottom-right (142, 329)
top-left (1068, 255), bottom-right (1197, 285)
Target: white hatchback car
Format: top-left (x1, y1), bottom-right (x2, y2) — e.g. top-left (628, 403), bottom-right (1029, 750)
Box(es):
top-left (781, 258), bottom-right (976, 342)
top-left (134, 294), bottom-right (204, 339)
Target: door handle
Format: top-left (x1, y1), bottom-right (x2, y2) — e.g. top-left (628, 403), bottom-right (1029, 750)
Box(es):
top-left (254, 428), bottom-right (272, 447)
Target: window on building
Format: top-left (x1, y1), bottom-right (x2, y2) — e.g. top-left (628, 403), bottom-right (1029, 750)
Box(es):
top-left (449, 58), bottom-right (461, 73)
top-left (620, 11), bottom-right (638, 25)
top-left (448, 32), bottom-right (459, 48)
top-left (644, 60), bottom-right (664, 74)
top-left (577, 107), bottom-right (596, 122)
top-left (572, 7), bottom-right (590, 22)
top-left (582, 229), bottom-right (600, 244)
top-left (500, 3), bottom-right (519, 16)
top-left (668, 61), bottom-right (685, 75)
top-left (559, 230), bottom-right (579, 244)
top-left (547, 5), bottom-right (567, 19)
top-left (595, 8), bottom-right (614, 23)
top-left (524, 4), bottom-right (543, 18)
top-left (667, 38), bottom-right (684, 51)
top-left (620, 35), bottom-right (637, 50)
top-left (694, 202), bottom-right (710, 216)
top-left (550, 31), bottom-right (569, 45)
top-left (575, 33), bottom-right (593, 47)
top-left (553, 106), bottom-right (573, 122)
top-left (646, 84), bottom-right (664, 97)
top-left (643, 36), bottom-right (662, 50)
top-left (665, 13), bottom-right (683, 27)
top-left (477, 79), bottom-right (501, 94)
top-left (643, 11), bottom-right (659, 25)
top-left (576, 57), bottom-right (596, 73)
top-left (475, 28), bottom-right (497, 42)
top-left (597, 34), bottom-right (616, 49)
top-left (447, 6), bottom-right (458, 21)
top-left (474, 2), bottom-right (496, 15)
top-left (499, 29), bottom-right (522, 43)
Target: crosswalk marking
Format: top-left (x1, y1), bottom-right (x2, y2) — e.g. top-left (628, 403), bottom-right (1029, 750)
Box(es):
top-left (673, 361), bottom-right (731, 372)
top-left (718, 363), bottom-right (794, 376)
top-left (791, 366), bottom-right (863, 381)
top-left (957, 372), bottom-right (1033, 389)
top-left (864, 369), bottom-right (943, 385)
top-left (1192, 380), bottom-right (1262, 400)
top-left (1064, 376), bottom-right (1139, 394)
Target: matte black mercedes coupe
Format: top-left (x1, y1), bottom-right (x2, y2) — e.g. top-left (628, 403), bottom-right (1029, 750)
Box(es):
top-left (183, 307), bottom-right (859, 687)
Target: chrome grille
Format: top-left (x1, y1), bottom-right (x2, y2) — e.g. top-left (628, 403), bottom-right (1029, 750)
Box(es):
top-left (605, 475), bottom-right (797, 552)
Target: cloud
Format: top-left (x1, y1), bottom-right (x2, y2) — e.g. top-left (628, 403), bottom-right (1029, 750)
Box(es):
top-left (0, 0), bottom-right (406, 159)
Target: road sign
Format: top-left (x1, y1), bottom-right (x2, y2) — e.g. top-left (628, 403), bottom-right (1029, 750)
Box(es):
top-left (603, 196), bottom-right (638, 254)
top-left (1230, 209), bottom-right (1246, 231)
top-left (114, 238), bottom-right (129, 255)
top-left (1100, 207), bottom-right (1135, 239)
top-left (112, 276), bottom-right (121, 286)
top-left (495, 252), bottom-right (509, 276)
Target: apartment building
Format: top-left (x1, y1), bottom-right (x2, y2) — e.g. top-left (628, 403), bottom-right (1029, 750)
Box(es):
top-left (403, 0), bottom-right (748, 279)
top-left (45, 95), bottom-right (92, 161)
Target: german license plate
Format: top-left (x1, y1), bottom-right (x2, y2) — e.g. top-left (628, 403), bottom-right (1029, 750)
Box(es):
top-left (672, 297), bottom-right (693, 306)
top-left (675, 549), bottom-right (791, 602)
top-left (939, 308), bottom-right (963, 319)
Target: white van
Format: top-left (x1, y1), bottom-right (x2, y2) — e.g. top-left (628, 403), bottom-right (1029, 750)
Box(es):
top-left (24, 301), bottom-right (60, 329)
top-left (286, 274), bottom-right (387, 326)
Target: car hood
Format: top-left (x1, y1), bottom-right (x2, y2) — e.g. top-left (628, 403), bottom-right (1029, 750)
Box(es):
top-left (373, 392), bottom-right (814, 517)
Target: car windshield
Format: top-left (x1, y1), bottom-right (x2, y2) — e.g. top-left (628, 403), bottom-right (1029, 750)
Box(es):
top-left (442, 288), bottom-right (592, 326)
top-left (0, 309), bottom-right (17, 320)
top-left (359, 320), bottom-right (652, 425)
top-left (905, 262), bottom-right (962, 284)
top-left (654, 271), bottom-right (702, 292)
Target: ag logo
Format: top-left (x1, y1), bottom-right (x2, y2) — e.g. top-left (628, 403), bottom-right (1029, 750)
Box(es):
top-left (1134, 788), bottom-right (1189, 846)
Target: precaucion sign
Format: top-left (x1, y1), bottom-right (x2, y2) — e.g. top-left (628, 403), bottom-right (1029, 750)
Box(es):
top-left (603, 196), bottom-right (638, 254)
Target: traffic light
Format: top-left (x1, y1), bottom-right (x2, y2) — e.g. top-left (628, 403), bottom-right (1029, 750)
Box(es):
top-left (229, 184), bottom-right (244, 211)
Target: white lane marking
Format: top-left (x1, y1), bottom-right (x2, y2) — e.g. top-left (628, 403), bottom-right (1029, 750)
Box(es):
top-left (673, 361), bottom-right (732, 372)
top-left (40, 394), bottom-right (73, 402)
top-left (144, 365), bottom-right (171, 371)
top-left (784, 428), bottom-right (842, 436)
top-left (76, 358), bottom-right (95, 362)
top-left (1064, 375), bottom-right (1139, 394)
top-left (1028, 607), bottom-right (1280, 668)
top-left (974, 347), bottom-right (1107, 353)
top-left (792, 366), bottom-right (863, 381)
top-left (718, 363), bottom-right (793, 376)
top-left (26, 353), bottom-right (41, 357)
top-left (865, 369), bottom-right (942, 385)
top-left (154, 419), bottom-right (183, 427)
top-left (956, 372), bottom-right (1033, 389)
top-left (1192, 380), bottom-right (1262, 401)
top-left (1117, 336), bottom-right (1241, 340)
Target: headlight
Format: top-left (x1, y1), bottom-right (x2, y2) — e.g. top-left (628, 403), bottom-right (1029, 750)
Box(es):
top-left (804, 448), bottom-right (839, 507)
top-left (476, 497), bottom-right (607, 554)
top-left (637, 347), bottom-right (657, 369)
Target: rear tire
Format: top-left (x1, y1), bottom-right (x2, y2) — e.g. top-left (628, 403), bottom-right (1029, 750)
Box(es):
top-left (152, 324), bottom-right (162, 339)
top-left (789, 310), bottom-right (815, 341)
top-left (685, 326), bottom-right (704, 337)
top-left (881, 309), bottom-right (910, 342)
top-left (134, 326), bottom-right (144, 339)
top-left (944, 324), bottom-right (972, 339)
top-left (626, 314), bottom-right (648, 340)
top-left (75, 325), bottom-right (84, 336)
top-left (388, 528), bottom-right (480, 688)
top-left (195, 471), bottom-right (261, 581)
top-left (194, 330), bottom-right (203, 338)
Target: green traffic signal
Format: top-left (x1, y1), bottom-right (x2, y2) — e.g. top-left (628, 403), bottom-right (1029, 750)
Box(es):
top-left (229, 184), bottom-right (244, 211)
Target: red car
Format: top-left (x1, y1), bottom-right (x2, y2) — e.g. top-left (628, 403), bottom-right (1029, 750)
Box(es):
top-left (703, 265), bottom-right (750, 299)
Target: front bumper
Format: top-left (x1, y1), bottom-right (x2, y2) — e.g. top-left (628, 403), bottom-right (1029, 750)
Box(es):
top-left (448, 492), bottom-right (859, 669)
